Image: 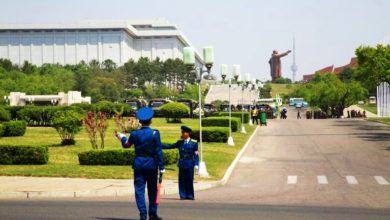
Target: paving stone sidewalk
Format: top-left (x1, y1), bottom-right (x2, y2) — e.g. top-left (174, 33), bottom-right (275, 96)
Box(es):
top-left (0, 176), bottom-right (220, 199)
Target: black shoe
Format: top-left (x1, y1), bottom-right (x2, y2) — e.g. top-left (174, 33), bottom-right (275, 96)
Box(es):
top-left (140, 214), bottom-right (147, 220)
top-left (149, 215), bottom-right (162, 220)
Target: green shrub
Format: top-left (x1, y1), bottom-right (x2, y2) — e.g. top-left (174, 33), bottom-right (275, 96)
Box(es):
top-left (113, 103), bottom-right (135, 117)
top-left (0, 145), bottom-right (49, 164)
top-left (202, 116), bottom-right (241, 132)
top-left (78, 149), bottom-right (179, 166)
top-left (17, 106), bottom-right (59, 126)
top-left (3, 120), bottom-right (27, 137)
top-left (213, 112), bottom-right (250, 123)
top-left (5, 106), bottom-right (24, 120)
top-left (71, 103), bottom-right (97, 113)
top-left (95, 101), bottom-right (115, 117)
top-left (191, 127), bottom-right (229, 142)
top-left (0, 124), bottom-right (4, 137)
top-left (52, 110), bottom-right (83, 145)
top-left (0, 107), bottom-right (11, 122)
top-left (160, 102), bottom-right (190, 123)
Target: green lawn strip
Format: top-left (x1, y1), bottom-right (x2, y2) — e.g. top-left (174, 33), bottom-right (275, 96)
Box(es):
top-left (359, 104), bottom-right (377, 115)
top-left (366, 117), bottom-right (390, 125)
top-left (0, 118), bottom-right (255, 180)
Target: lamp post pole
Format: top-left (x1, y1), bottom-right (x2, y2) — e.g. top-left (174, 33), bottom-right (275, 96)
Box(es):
top-left (221, 64), bottom-right (239, 146)
top-left (238, 74), bottom-right (248, 134)
top-left (183, 46), bottom-right (213, 178)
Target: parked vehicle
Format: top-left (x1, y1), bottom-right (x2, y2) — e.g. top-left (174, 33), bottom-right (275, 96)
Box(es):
top-left (203, 104), bottom-right (217, 116)
top-left (236, 104), bottom-right (251, 111)
top-left (220, 104), bottom-right (236, 112)
top-left (177, 99), bottom-right (198, 118)
top-left (148, 98), bottom-right (171, 117)
top-left (125, 98), bottom-right (147, 111)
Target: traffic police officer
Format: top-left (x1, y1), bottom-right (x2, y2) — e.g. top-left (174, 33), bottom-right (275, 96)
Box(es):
top-left (116, 107), bottom-right (164, 220)
top-left (162, 125), bottom-right (199, 200)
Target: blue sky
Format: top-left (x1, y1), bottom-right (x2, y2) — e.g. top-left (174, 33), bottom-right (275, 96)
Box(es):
top-left (1, 0), bottom-right (389, 81)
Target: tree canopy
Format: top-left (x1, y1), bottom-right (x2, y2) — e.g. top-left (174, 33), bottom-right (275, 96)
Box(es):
top-left (0, 58), bottom-right (199, 103)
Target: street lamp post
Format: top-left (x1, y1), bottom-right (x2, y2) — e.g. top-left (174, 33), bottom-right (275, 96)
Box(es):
top-left (183, 46), bottom-right (214, 178)
top-left (248, 78), bottom-right (253, 126)
top-left (237, 74), bottom-right (249, 134)
top-left (221, 64), bottom-right (239, 146)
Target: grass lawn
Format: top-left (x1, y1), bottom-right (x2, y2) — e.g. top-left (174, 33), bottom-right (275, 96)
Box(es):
top-left (269, 83), bottom-right (297, 97)
top-left (0, 118), bottom-right (255, 180)
top-left (360, 103), bottom-right (377, 114)
top-left (366, 117), bottom-right (390, 125)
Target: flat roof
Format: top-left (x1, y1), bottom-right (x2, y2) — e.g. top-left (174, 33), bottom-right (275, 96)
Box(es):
top-left (0, 19), bottom-right (203, 63)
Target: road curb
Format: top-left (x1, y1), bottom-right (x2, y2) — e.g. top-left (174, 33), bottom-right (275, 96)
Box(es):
top-left (220, 125), bottom-right (259, 185)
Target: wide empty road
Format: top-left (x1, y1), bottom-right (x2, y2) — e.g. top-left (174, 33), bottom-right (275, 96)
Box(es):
top-left (196, 117), bottom-right (390, 208)
top-left (1, 117), bottom-right (390, 219)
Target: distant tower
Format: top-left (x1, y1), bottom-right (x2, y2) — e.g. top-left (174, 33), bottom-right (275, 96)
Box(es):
top-left (291, 35), bottom-right (298, 83)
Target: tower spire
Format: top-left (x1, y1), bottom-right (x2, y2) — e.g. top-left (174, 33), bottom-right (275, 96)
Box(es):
top-left (291, 34), bottom-right (298, 82)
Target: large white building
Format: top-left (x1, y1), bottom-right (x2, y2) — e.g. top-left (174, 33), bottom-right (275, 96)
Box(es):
top-left (0, 19), bottom-right (203, 66)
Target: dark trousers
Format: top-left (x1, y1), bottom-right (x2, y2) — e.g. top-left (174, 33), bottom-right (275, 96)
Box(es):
top-left (252, 116), bottom-right (259, 124)
top-left (178, 167), bottom-right (194, 199)
top-left (134, 169), bottom-right (158, 217)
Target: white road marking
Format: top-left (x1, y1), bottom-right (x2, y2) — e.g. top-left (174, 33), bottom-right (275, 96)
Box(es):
top-left (374, 176), bottom-right (389, 185)
top-left (317, 175), bottom-right (328, 184)
top-left (287, 176), bottom-right (298, 184)
top-left (346, 176), bottom-right (359, 185)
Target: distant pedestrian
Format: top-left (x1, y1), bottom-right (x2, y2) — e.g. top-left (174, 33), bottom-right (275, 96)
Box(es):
top-left (251, 108), bottom-right (259, 125)
top-left (347, 110), bottom-right (350, 118)
top-left (297, 110), bottom-right (301, 119)
top-left (363, 110), bottom-right (366, 118)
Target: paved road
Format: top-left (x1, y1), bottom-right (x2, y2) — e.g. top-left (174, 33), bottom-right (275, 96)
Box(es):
top-left (1, 117), bottom-right (390, 219)
top-left (194, 116), bottom-right (390, 208)
top-left (1, 199), bottom-right (390, 220)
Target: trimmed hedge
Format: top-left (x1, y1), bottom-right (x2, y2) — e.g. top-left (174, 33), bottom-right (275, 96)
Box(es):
top-left (160, 102), bottom-right (190, 123)
top-left (78, 149), bottom-right (179, 166)
top-left (191, 127), bottom-right (229, 142)
top-left (0, 145), bottom-right (49, 164)
top-left (0, 107), bottom-right (11, 122)
top-left (95, 101), bottom-right (135, 117)
top-left (202, 116), bottom-right (241, 132)
top-left (213, 112), bottom-right (250, 123)
top-left (0, 124), bottom-right (4, 137)
top-left (5, 106), bottom-right (24, 120)
top-left (2, 120), bottom-right (27, 137)
top-left (17, 106), bottom-right (59, 126)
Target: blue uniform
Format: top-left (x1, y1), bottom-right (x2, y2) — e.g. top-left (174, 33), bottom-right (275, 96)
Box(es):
top-left (121, 126), bottom-right (164, 218)
top-left (163, 139), bottom-right (199, 200)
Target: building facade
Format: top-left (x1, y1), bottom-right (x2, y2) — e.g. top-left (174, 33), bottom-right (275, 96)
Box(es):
top-left (0, 20), bottom-right (203, 66)
top-left (7, 91), bottom-right (91, 106)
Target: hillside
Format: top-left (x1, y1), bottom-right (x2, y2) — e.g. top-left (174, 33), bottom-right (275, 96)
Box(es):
top-left (269, 83), bottom-right (297, 97)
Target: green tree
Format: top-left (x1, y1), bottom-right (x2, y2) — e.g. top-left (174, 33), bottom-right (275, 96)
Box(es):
top-left (355, 44), bottom-right (390, 89)
top-left (102, 59), bottom-right (117, 72)
top-left (52, 110), bottom-right (83, 145)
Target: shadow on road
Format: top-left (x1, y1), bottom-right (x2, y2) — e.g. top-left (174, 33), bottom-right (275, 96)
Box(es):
top-left (95, 217), bottom-right (135, 220)
top-left (332, 120), bottom-right (390, 141)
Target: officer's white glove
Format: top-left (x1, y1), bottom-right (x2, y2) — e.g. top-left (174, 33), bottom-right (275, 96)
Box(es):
top-left (160, 169), bottom-right (166, 174)
top-left (116, 132), bottom-right (126, 140)
top-left (194, 166), bottom-right (199, 170)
